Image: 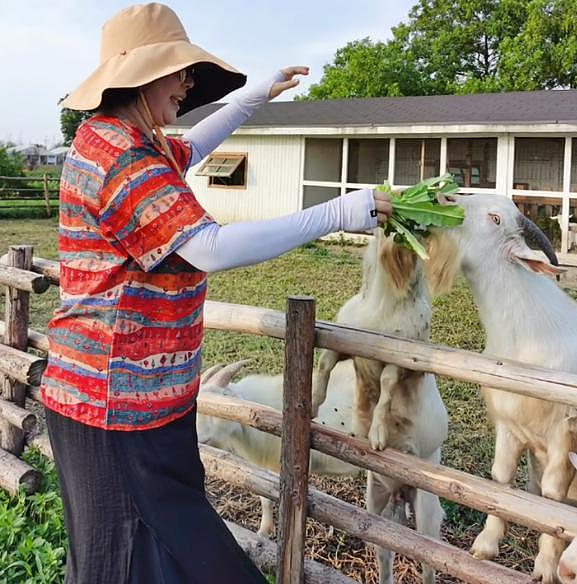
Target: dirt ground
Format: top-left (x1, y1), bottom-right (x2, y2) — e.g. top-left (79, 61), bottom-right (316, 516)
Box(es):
top-left (206, 472), bottom-right (538, 583)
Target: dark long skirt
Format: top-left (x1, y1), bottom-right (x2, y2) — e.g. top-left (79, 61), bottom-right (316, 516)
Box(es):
top-left (45, 407), bottom-right (268, 584)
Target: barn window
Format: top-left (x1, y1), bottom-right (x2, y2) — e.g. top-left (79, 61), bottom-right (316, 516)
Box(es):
top-left (447, 138), bottom-right (497, 189)
top-left (347, 138), bottom-right (390, 184)
top-left (196, 153), bottom-right (247, 188)
top-left (570, 139), bottom-right (577, 192)
top-left (304, 138), bottom-right (343, 182)
top-left (394, 139), bottom-right (441, 186)
top-left (513, 138), bottom-right (564, 192)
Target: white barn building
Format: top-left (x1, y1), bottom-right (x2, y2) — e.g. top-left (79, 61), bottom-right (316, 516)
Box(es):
top-left (169, 90), bottom-right (577, 256)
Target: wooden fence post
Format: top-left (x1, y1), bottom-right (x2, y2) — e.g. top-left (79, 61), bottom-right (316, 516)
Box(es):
top-left (2, 245), bottom-right (33, 455)
top-left (276, 296), bottom-right (315, 584)
top-left (42, 173), bottom-right (51, 218)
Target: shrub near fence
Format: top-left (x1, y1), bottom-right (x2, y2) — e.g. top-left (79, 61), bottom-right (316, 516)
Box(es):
top-left (3, 247), bottom-right (577, 583)
top-left (0, 175), bottom-right (60, 217)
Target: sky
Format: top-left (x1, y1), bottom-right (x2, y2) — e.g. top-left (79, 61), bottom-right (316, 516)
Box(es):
top-left (0, 0), bottom-right (415, 147)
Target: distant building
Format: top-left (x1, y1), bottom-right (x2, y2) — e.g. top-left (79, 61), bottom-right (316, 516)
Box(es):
top-left (46, 146), bottom-right (70, 166)
top-left (6, 144), bottom-right (49, 168)
top-left (169, 89), bottom-right (577, 254)
top-left (5, 144), bottom-right (69, 168)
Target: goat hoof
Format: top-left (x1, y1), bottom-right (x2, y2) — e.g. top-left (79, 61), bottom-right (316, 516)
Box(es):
top-left (257, 527), bottom-right (274, 539)
top-left (368, 422), bottom-right (388, 450)
top-left (470, 532), bottom-right (499, 560)
top-left (533, 554), bottom-right (560, 583)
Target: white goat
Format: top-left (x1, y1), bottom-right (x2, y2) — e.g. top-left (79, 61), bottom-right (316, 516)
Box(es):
top-left (311, 228), bottom-right (433, 450)
top-left (557, 453), bottom-right (577, 584)
top-left (427, 193), bottom-right (577, 584)
top-left (310, 229), bottom-right (448, 584)
top-left (197, 360), bottom-right (361, 538)
top-left (198, 359), bottom-right (447, 584)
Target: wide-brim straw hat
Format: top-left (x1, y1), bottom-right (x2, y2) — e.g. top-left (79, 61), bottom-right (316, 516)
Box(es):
top-left (60, 3), bottom-right (246, 116)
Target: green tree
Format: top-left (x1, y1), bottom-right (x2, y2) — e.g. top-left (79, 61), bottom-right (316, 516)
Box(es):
top-left (0, 145), bottom-right (25, 188)
top-left (302, 0), bottom-right (577, 100)
top-left (60, 108), bottom-right (91, 146)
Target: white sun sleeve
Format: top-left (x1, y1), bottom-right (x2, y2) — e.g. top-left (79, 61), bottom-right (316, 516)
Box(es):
top-left (175, 189), bottom-right (377, 272)
top-left (181, 71), bottom-right (286, 167)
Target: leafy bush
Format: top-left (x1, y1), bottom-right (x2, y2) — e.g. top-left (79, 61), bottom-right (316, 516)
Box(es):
top-left (0, 449), bottom-right (66, 584)
top-left (535, 212), bottom-right (562, 251)
top-left (0, 147), bottom-right (25, 190)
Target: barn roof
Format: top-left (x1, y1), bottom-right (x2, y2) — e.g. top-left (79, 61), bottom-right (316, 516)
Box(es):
top-left (173, 89), bottom-right (577, 130)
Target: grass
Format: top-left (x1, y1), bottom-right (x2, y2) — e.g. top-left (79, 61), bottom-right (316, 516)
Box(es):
top-left (0, 217), bottom-right (543, 582)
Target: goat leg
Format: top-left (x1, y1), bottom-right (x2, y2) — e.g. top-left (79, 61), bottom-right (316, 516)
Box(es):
top-left (404, 447), bottom-right (443, 584)
top-left (311, 349), bottom-right (343, 418)
top-left (257, 496), bottom-right (275, 538)
top-left (534, 430), bottom-right (573, 583)
top-left (368, 364), bottom-right (400, 450)
top-left (471, 422), bottom-right (524, 560)
top-left (366, 471), bottom-right (403, 584)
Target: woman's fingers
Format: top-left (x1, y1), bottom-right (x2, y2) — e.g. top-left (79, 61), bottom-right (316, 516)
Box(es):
top-left (373, 190), bottom-right (393, 225)
top-left (269, 66), bottom-right (310, 99)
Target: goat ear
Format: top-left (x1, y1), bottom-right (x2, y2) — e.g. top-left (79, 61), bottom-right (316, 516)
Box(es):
top-left (425, 231), bottom-right (460, 295)
top-left (569, 452), bottom-right (577, 471)
top-left (508, 240), bottom-right (566, 276)
top-left (381, 240), bottom-right (416, 293)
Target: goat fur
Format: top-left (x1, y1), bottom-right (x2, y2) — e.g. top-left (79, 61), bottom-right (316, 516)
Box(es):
top-left (197, 359), bottom-right (446, 584)
top-left (427, 193), bottom-right (577, 584)
top-left (309, 229), bottom-right (447, 583)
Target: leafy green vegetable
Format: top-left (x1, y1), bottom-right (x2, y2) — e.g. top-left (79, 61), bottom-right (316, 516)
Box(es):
top-left (376, 174), bottom-right (463, 260)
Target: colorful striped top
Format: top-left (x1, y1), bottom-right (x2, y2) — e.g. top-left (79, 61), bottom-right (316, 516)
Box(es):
top-left (41, 114), bottom-right (215, 430)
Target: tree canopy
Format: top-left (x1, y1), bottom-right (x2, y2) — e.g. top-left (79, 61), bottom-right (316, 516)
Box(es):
top-left (60, 108), bottom-right (91, 146)
top-left (300, 0), bottom-right (577, 100)
top-left (0, 146), bottom-right (24, 177)
top-left (0, 146), bottom-right (25, 189)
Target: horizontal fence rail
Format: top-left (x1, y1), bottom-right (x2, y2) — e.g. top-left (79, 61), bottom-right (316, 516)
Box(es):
top-left (0, 175), bottom-right (60, 216)
top-left (203, 300), bottom-right (577, 409)
top-left (200, 445), bottom-right (533, 584)
top-left (0, 343), bottom-right (46, 386)
top-left (0, 263), bottom-right (50, 293)
top-left (25, 258), bottom-right (577, 409)
top-left (197, 392), bottom-right (577, 542)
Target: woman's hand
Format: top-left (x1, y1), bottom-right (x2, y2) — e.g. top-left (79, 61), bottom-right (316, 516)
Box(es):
top-left (373, 190), bottom-right (393, 226)
top-left (268, 66), bottom-right (310, 99)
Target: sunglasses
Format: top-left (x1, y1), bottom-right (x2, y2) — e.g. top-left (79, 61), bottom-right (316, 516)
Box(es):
top-left (178, 66), bottom-right (195, 85)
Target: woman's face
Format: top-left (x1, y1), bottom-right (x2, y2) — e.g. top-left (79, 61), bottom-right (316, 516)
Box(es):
top-left (141, 67), bottom-right (194, 126)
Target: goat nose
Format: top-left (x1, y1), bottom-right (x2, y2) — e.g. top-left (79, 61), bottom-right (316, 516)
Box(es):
top-left (558, 560), bottom-right (577, 583)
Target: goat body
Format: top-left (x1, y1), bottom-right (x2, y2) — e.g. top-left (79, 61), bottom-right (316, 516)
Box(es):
top-left (428, 194), bottom-right (577, 583)
top-left (197, 361), bottom-right (360, 538)
top-left (310, 229), bottom-right (448, 584)
top-left (198, 359), bottom-right (446, 584)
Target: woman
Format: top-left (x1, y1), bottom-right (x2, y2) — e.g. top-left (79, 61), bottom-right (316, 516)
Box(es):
top-left (42, 3), bottom-right (391, 583)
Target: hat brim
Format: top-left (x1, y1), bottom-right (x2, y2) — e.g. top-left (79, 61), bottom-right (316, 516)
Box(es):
top-left (60, 40), bottom-right (246, 115)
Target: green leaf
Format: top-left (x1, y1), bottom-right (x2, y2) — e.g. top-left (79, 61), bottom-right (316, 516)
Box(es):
top-left (392, 201), bottom-right (465, 227)
top-left (388, 217), bottom-right (430, 260)
top-left (375, 181), bottom-right (392, 193)
top-left (375, 173), bottom-right (464, 260)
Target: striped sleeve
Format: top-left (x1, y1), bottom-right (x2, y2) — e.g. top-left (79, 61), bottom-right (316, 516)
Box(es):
top-left (99, 146), bottom-right (214, 271)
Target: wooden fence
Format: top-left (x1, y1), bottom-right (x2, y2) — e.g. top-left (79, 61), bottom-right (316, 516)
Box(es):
top-left (0, 175), bottom-right (60, 217)
top-left (2, 247), bottom-right (577, 583)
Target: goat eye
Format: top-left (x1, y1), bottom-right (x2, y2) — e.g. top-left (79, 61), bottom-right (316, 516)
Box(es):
top-left (489, 213), bottom-right (501, 225)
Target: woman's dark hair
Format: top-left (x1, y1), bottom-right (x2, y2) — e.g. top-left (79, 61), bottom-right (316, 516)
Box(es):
top-left (96, 87), bottom-right (139, 113)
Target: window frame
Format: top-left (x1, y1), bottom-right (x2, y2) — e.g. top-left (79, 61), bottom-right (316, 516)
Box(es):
top-left (195, 152), bottom-right (248, 190)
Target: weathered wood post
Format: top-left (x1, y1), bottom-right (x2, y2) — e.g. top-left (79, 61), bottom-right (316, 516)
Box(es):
top-left (2, 245), bottom-right (34, 455)
top-left (276, 296), bottom-right (315, 584)
top-left (42, 173), bottom-right (51, 218)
